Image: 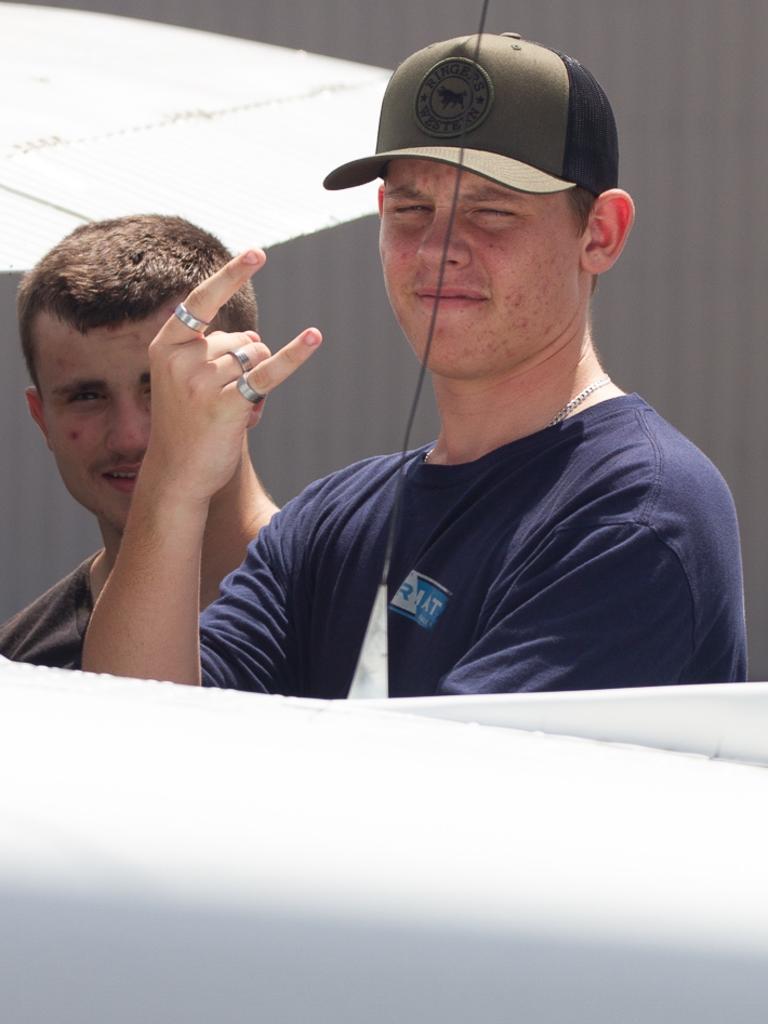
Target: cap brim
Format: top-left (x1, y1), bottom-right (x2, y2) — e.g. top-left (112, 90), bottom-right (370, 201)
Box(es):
top-left (323, 146), bottom-right (576, 194)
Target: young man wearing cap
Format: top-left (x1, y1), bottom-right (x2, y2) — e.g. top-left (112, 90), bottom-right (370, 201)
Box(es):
top-left (84, 34), bottom-right (746, 693)
top-left (0, 214), bottom-right (278, 670)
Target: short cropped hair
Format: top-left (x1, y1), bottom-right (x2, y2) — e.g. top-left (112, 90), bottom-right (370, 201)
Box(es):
top-left (567, 186), bottom-right (596, 235)
top-left (18, 214), bottom-right (258, 388)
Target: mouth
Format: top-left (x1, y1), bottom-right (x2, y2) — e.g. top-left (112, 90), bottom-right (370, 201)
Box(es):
top-left (416, 288), bottom-right (487, 307)
top-left (101, 467), bottom-right (141, 492)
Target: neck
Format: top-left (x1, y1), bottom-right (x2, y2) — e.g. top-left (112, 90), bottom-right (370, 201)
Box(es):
top-left (428, 331), bottom-right (623, 465)
top-left (93, 444), bottom-right (276, 608)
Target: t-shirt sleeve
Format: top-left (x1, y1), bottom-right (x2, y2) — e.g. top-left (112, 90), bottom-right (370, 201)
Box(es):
top-left (198, 454), bottom-right (406, 698)
top-left (0, 558), bottom-right (93, 671)
top-left (438, 522), bottom-right (700, 695)
top-left (200, 512), bottom-right (296, 693)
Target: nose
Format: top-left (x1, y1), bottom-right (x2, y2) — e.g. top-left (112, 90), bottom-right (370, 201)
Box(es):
top-left (105, 396), bottom-right (150, 460)
top-left (418, 206), bottom-right (471, 270)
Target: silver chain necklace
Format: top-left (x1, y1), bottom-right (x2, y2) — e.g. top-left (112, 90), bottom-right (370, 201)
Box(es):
top-left (423, 375), bottom-right (612, 463)
top-left (547, 375), bottom-right (612, 426)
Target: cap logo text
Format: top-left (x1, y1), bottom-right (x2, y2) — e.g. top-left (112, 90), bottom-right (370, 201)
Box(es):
top-left (414, 57), bottom-right (493, 138)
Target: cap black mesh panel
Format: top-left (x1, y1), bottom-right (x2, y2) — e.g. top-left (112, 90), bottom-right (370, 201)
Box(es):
top-left (554, 50), bottom-right (618, 195)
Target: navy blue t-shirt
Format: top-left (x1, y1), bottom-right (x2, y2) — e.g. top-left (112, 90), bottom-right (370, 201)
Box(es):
top-left (200, 396), bottom-right (746, 696)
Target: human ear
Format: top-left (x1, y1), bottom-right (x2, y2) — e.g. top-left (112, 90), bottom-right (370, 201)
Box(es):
top-left (581, 189), bottom-right (635, 276)
top-left (377, 183), bottom-right (385, 216)
top-left (25, 386), bottom-right (52, 449)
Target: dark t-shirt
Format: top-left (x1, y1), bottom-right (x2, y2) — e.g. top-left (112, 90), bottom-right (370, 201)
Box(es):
top-left (0, 556), bottom-right (94, 670)
top-left (200, 396), bottom-right (747, 697)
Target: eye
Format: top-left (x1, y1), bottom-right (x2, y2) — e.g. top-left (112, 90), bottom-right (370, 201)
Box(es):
top-left (476, 207), bottom-right (516, 218)
top-left (384, 195), bottom-right (432, 215)
top-left (394, 203), bottom-right (431, 215)
top-left (69, 390), bottom-right (103, 403)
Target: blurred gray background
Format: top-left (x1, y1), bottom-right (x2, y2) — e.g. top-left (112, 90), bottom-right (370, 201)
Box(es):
top-left (2, 0), bottom-right (766, 675)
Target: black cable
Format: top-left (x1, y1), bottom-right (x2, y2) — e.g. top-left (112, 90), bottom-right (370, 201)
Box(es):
top-left (379, 3), bottom-right (493, 589)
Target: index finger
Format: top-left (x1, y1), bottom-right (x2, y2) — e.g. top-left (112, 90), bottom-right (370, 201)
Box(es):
top-left (157, 248), bottom-right (266, 346)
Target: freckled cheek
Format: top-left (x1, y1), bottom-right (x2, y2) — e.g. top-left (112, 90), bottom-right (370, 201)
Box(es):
top-left (382, 232), bottom-right (417, 266)
top-left (383, 254), bottom-right (409, 287)
top-left (381, 253), bottom-right (413, 309)
top-left (55, 420), bottom-right (101, 455)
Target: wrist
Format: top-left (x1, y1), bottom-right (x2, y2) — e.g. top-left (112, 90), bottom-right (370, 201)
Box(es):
top-left (137, 450), bottom-right (215, 517)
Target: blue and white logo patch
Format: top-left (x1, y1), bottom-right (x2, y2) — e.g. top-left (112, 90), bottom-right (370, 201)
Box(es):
top-left (390, 570), bottom-right (452, 631)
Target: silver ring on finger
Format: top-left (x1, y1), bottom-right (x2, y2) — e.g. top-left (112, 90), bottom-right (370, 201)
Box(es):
top-left (237, 373), bottom-right (266, 405)
top-left (227, 347), bottom-right (254, 373)
top-left (174, 302), bottom-right (211, 333)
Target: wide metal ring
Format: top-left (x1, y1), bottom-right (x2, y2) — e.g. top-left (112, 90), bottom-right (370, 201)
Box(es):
top-left (174, 302), bottom-right (211, 333)
top-left (236, 373), bottom-right (266, 405)
top-left (227, 347), bottom-right (254, 373)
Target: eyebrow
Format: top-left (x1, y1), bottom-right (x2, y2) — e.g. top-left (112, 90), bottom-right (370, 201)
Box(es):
top-left (50, 371), bottom-right (150, 398)
top-left (384, 182), bottom-right (525, 204)
top-left (465, 185), bottom-right (525, 203)
top-left (51, 379), bottom-right (106, 398)
top-left (383, 185), bottom-right (426, 200)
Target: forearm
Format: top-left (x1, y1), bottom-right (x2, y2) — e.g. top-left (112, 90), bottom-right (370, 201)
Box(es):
top-left (84, 484), bottom-right (208, 684)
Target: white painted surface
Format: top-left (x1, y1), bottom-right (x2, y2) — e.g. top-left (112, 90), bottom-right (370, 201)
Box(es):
top-left (0, 3), bottom-right (389, 271)
top-left (373, 682), bottom-right (768, 766)
top-left (1, 660), bottom-right (767, 1021)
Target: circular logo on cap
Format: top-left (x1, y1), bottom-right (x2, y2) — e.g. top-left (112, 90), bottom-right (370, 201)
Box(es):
top-left (414, 57), bottom-right (493, 138)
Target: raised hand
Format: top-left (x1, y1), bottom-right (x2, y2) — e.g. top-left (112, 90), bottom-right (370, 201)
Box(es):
top-left (145, 248), bottom-right (322, 506)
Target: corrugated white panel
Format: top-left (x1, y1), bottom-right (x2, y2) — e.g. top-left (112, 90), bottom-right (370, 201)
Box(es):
top-left (0, 3), bottom-right (390, 271)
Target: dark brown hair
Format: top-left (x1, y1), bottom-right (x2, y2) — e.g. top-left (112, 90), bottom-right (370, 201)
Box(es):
top-left (566, 186), bottom-right (599, 293)
top-left (567, 186), bottom-right (596, 235)
top-left (18, 214), bottom-right (257, 387)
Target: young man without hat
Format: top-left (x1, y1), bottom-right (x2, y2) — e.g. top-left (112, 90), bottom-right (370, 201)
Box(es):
top-left (84, 34), bottom-right (747, 693)
top-left (0, 214), bottom-right (276, 670)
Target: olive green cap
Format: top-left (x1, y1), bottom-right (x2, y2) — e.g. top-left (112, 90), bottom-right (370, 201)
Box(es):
top-left (323, 33), bottom-right (618, 196)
